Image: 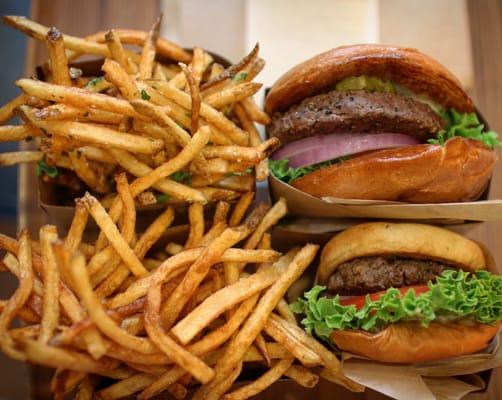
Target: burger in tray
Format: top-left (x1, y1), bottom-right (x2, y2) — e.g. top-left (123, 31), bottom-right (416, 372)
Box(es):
top-left (291, 222), bottom-right (502, 363)
top-left (266, 45), bottom-right (500, 203)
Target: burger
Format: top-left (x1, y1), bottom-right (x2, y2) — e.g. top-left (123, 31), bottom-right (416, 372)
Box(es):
top-left (266, 45), bottom-right (500, 203)
top-left (291, 222), bottom-right (502, 363)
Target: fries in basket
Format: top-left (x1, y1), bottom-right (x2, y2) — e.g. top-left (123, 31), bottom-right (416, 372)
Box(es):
top-left (0, 188), bottom-right (361, 399)
top-left (0, 15), bottom-right (278, 205)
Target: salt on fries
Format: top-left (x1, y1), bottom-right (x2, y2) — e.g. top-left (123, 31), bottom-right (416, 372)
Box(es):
top-left (0, 189), bottom-right (360, 399)
top-left (0, 15), bottom-right (274, 207)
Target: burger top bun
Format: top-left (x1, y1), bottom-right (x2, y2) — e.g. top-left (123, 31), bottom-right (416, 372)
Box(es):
top-left (317, 222), bottom-right (486, 284)
top-left (265, 44), bottom-right (474, 115)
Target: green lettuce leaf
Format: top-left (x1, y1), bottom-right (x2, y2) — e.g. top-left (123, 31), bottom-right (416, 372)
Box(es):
top-left (269, 157), bottom-right (349, 185)
top-left (291, 269), bottom-right (502, 341)
top-left (428, 109), bottom-right (500, 148)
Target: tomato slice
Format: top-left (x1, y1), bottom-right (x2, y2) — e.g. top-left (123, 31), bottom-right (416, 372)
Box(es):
top-left (338, 285), bottom-right (429, 309)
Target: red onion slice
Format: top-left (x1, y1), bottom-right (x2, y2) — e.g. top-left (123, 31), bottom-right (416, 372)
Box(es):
top-left (271, 133), bottom-right (420, 168)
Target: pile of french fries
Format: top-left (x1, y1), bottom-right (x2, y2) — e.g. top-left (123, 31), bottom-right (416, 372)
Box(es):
top-left (0, 15), bottom-right (278, 205)
top-left (0, 188), bottom-right (362, 399)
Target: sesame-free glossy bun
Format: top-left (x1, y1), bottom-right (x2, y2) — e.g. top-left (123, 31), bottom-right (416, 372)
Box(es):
top-left (317, 221), bottom-right (486, 285)
top-left (330, 321), bottom-right (499, 363)
top-left (265, 44), bottom-right (474, 114)
top-left (291, 137), bottom-right (497, 203)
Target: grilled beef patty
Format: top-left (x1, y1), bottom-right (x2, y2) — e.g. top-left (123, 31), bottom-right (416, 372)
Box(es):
top-left (327, 256), bottom-right (456, 295)
top-left (268, 90), bottom-right (444, 145)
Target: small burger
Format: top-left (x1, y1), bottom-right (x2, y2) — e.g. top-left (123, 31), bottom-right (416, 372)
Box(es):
top-left (266, 45), bottom-right (499, 203)
top-left (291, 222), bottom-right (502, 363)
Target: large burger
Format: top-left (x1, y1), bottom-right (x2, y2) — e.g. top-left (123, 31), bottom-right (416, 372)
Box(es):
top-left (291, 222), bottom-right (502, 363)
top-left (266, 45), bottom-right (499, 203)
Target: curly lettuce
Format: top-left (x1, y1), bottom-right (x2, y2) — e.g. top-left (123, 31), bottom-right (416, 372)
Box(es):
top-left (291, 269), bottom-right (502, 341)
top-left (269, 157), bottom-right (349, 185)
top-left (428, 109), bottom-right (500, 148)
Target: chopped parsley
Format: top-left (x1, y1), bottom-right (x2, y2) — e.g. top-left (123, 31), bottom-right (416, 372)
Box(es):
top-left (170, 171), bottom-right (192, 185)
top-left (155, 193), bottom-right (170, 204)
top-left (36, 158), bottom-right (58, 178)
top-left (141, 89), bottom-right (151, 100)
top-left (84, 77), bottom-right (104, 88)
top-left (233, 72), bottom-right (248, 83)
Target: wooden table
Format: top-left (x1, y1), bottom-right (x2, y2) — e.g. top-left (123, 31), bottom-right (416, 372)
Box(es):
top-left (17, 0), bottom-right (502, 398)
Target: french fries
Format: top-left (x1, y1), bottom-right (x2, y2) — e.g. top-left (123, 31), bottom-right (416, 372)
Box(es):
top-left (1, 16), bottom-right (274, 205)
top-left (0, 14), bottom-right (360, 400)
top-left (0, 192), bottom-right (359, 398)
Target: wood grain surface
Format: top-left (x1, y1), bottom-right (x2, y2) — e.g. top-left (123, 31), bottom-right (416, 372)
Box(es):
top-left (15, 0), bottom-right (502, 399)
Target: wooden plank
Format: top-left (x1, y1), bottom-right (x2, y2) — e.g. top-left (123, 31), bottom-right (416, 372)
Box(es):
top-left (467, 2), bottom-right (502, 399)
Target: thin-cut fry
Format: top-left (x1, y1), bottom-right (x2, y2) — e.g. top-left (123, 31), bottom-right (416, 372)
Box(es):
top-left (75, 375), bottom-right (99, 400)
top-left (185, 202), bottom-right (204, 248)
top-left (102, 58), bottom-right (139, 100)
top-left (115, 173), bottom-right (136, 245)
top-left (17, 338), bottom-right (119, 374)
top-left (180, 62), bottom-right (201, 133)
top-left (229, 192), bottom-right (254, 227)
top-left (234, 103), bottom-right (268, 181)
top-left (46, 27), bottom-right (71, 86)
top-left (32, 120), bottom-right (163, 155)
top-left (0, 230), bottom-right (34, 360)
top-left (105, 29), bottom-right (137, 74)
top-left (223, 358), bottom-right (294, 400)
top-left (145, 277), bottom-right (215, 383)
top-left (98, 373), bottom-right (155, 400)
top-left (138, 366), bottom-right (186, 400)
top-left (200, 43), bottom-right (259, 90)
top-left (85, 27), bottom-right (191, 63)
top-left (263, 315), bottom-right (321, 367)
top-left (284, 365), bottom-right (319, 388)
top-left (205, 82), bottom-right (262, 109)
top-left (69, 150), bottom-right (109, 194)
top-left (0, 151), bottom-right (42, 166)
top-left (82, 193), bottom-right (147, 277)
top-left (241, 97), bottom-right (271, 125)
top-left (16, 79), bottom-right (143, 118)
top-left (38, 225), bottom-right (60, 344)
top-left (139, 16), bottom-right (162, 79)
top-left (0, 125), bottom-right (40, 142)
top-left (0, 94), bottom-right (27, 124)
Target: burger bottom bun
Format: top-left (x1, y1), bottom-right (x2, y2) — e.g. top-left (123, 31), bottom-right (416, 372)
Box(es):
top-left (291, 137), bottom-right (497, 203)
top-left (330, 321), bottom-right (500, 363)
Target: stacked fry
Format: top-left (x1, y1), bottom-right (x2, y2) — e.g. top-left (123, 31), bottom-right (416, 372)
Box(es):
top-left (0, 189), bottom-right (360, 399)
top-left (0, 16), bottom-right (278, 205)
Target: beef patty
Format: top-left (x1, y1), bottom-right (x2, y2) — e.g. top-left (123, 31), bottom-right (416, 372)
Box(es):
top-left (268, 90), bottom-right (444, 145)
top-left (327, 256), bottom-right (456, 296)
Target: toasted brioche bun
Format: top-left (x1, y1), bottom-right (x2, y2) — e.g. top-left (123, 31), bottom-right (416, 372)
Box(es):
top-left (330, 321), bottom-right (500, 363)
top-left (265, 44), bottom-right (474, 114)
top-left (317, 222), bottom-right (486, 285)
top-left (292, 137), bottom-right (497, 203)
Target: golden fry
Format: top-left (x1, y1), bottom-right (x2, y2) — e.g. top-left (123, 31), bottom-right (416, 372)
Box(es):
top-left (38, 225), bottom-right (60, 344)
top-left (0, 151), bottom-right (42, 166)
top-left (139, 16), bottom-right (162, 79)
top-left (46, 27), bottom-right (71, 86)
top-left (145, 278), bottom-right (215, 384)
top-left (105, 29), bottom-right (137, 74)
top-left (0, 230), bottom-right (34, 360)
